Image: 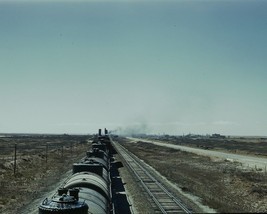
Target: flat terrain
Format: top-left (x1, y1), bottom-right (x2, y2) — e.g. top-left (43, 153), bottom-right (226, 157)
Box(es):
top-left (0, 134), bottom-right (92, 214)
top-left (0, 134), bottom-right (266, 213)
top-left (140, 135), bottom-right (267, 157)
top-left (118, 136), bottom-right (267, 213)
top-left (128, 137), bottom-right (267, 170)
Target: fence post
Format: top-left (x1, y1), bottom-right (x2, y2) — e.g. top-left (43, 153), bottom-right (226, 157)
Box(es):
top-left (46, 143), bottom-right (48, 165)
top-left (70, 142), bottom-right (73, 157)
top-left (14, 143), bottom-right (17, 176)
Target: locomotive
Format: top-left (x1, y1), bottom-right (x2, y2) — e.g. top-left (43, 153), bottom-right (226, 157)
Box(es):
top-left (38, 128), bottom-right (113, 214)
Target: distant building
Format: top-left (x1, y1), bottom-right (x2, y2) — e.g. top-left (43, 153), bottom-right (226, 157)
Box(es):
top-left (211, 133), bottom-right (226, 139)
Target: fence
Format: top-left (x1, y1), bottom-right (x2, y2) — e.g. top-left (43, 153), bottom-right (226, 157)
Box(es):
top-left (0, 140), bottom-right (84, 176)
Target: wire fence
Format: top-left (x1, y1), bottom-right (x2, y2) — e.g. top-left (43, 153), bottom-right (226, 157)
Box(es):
top-left (0, 141), bottom-right (84, 176)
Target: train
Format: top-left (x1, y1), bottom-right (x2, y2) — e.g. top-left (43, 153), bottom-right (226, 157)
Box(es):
top-left (38, 128), bottom-right (114, 214)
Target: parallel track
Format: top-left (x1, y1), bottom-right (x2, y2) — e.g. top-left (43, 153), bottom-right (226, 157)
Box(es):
top-left (112, 141), bottom-right (192, 214)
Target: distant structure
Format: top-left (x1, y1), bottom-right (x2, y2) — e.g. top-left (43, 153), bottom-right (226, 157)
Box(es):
top-left (98, 128), bottom-right (108, 136)
top-left (211, 133), bottom-right (226, 139)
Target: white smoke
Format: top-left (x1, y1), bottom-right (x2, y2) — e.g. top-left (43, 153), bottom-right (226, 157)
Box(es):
top-left (112, 123), bottom-right (150, 136)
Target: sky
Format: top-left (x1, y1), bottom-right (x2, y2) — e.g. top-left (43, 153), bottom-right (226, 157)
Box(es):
top-left (0, 0), bottom-right (267, 136)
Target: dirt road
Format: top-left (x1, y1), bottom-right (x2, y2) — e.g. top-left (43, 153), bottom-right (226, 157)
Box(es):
top-left (128, 137), bottom-right (267, 170)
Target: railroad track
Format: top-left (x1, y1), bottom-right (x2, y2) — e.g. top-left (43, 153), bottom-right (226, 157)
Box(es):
top-left (112, 141), bottom-right (192, 214)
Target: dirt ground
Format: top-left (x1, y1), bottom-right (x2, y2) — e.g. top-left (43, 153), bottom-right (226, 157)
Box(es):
top-left (144, 135), bottom-right (267, 157)
top-left (118, 137), bottom-right (267, 213)
top-left (1, 134), bottom-right (266, 213)
top-left (0, 134), bottom-right (92, 214)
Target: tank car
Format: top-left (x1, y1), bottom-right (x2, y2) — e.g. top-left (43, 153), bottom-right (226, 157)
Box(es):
top-left (86, 148), bottom-right (109, 170)
top-left (39, 128), bottom-right (112, 214)
top-left (39, 188), bottom-right (88, 214)
top-left (73, 159), bottom-right (110, 183)
top-left (63, 172), bottom-right (110, 214)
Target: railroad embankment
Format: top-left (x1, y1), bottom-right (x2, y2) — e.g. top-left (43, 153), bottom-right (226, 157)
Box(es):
top-left (120, 137), bottom-right (267, 213)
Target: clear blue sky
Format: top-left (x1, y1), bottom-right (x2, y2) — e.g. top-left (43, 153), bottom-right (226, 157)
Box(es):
top-left (0, 0), bottom-right (267, 135)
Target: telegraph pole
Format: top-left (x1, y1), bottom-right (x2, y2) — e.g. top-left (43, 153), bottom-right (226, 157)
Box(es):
top-left (14, 143), bottom-right (17, 176)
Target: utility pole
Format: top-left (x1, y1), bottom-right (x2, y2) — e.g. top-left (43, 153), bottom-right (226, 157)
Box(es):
top-left (46, 143), bottom-right (48, 165)
top-left (14, 143), bottom-right (17, 176)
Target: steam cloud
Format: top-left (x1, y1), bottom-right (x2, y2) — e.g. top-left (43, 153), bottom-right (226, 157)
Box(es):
top-left (112, 123), bottom-right (150, 136)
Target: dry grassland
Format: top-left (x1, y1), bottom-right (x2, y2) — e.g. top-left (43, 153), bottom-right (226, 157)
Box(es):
top-left (119, 138), bottom-right (267, 213)
top-left (0, 135), bottom-right (91, 214)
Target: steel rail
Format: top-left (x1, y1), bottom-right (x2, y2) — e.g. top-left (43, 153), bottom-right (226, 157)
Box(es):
top-left (112, 141), bottom-right (192, 214)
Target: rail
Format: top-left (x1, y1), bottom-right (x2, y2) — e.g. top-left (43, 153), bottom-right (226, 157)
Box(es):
top-left (112, 140), bottom-right (192, 214)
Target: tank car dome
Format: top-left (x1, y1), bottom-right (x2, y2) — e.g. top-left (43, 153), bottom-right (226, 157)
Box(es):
top-left (39, 189), bottom-right (88, 214)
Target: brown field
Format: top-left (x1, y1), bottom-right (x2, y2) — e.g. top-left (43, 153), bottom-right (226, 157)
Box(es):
top-left (143, 135), bottom-right (267, 157)
top-left (0, 134), bottom-right (266, 213)
top-left (0, 134), bottom-right (92, 214)
top-left (118, 136), bottom-right (267, 213)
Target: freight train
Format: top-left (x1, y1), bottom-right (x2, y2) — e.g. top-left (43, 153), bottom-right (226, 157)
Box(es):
top-left (38, 128), bottom-right (114, 214)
